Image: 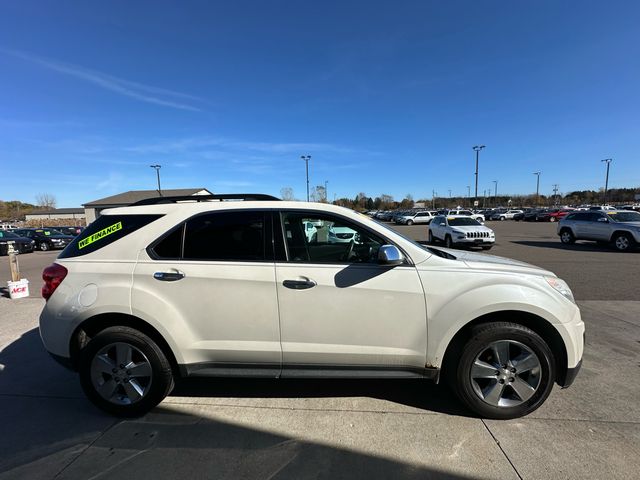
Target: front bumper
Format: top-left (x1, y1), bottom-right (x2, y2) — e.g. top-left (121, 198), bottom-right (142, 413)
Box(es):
top-left (560, 359), bottom-right (582, 388)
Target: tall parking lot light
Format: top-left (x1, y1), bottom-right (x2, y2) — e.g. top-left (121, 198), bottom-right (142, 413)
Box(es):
top-left (533, 172), bottom-right (541, 206)
top-left (473, 145), bottom-right (485, 203)
top-left (601, 159), bottom-right (612, 205)
top-left (467, 185), bottom-right (471, 207)
top-left (301, 155), bottom-right (311, 202)
top-left (493, 180), bottom-right (498, 206)
top-left (150, 164), bottom-right (162, 196)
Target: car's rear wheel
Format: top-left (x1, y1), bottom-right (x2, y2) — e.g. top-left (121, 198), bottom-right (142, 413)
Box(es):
top-left (450, 322), bottom-right (555, 419)
top-left (39, 242), bottom-right (49, 251)
top-left (549, 217), bottom-right (556, 222)
top-left (79, 326), bottom-right (174, 417)
top-left (500, 216), bottom-right (506, 221)
top-left (613, 232), bottom-right (634, 252)
top-left (407, 220), bottom-right (414, 226)
top-left (559, 229), bottom-right (575, 245)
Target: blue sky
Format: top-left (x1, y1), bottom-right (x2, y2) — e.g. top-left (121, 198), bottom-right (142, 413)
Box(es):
top-left (1, 1), bottom-right (639, 207)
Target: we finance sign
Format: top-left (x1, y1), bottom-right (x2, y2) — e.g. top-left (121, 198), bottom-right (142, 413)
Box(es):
top-left (78, 222), bottom-right (122, 249)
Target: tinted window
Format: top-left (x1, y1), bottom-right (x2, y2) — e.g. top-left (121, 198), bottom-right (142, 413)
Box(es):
top-left (152, 225), bottom-right (184, 259)
top-left (281, 212), bottom-right (384, 264)
top-left (59, 215), bottom-right (162, 258)
top-left (183, 211), bottom-right (266, 261)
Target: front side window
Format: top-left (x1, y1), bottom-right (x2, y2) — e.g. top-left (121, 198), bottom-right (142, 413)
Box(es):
top-left (183, 211), bottom-right (266, 261)
top-left (281, 212), bottom-right (384, 264)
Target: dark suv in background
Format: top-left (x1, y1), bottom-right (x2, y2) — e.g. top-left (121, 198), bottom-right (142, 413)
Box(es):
top-left (12, 228), bottom-right (75, 251)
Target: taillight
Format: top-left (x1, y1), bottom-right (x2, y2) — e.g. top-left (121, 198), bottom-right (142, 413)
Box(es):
top-left (42, 263), bottom-right (68, 300)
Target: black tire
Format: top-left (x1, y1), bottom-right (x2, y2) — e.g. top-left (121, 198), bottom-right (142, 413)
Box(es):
top-left (500, 216), bottom-right (506, 221)
top-left (428, 230), bottom-right (435, 243)
top-left (39, 242), bottom-right (49, 251)
top-left (559, 229), bottom-right (575, 245)
top-left (449, 322), bottom-right (555, 419)
top-left (78, 326), bottom-right (174, 417)
top-left (612, 232), bottom-right (635, 252)
top-left (407, 220), bottom-right (414, 226)
top-left (444, 235), bottom-right (453, 248)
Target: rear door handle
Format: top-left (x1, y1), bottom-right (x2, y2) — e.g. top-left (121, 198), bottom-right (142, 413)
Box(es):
top-left (283, 278), bottom-right (317, 290)
top-left (154, 270), bottom-right (185, 282)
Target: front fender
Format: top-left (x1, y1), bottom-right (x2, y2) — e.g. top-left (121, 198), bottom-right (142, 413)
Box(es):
top-left (418, 268), bottom-right (578, 368)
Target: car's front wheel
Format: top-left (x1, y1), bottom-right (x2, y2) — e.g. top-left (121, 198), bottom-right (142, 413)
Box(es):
top-left (428, 230), bottom-right (435, 243)
top-left (39, 242), bottom-right (49, 251)
top-left (444, 235), bottom-right (453, 248)
top-left (613, 232), bottom-right (634, 252)
top-left (450, 322), bottom-right (555, 419)
top-left (79, 326), bottom-right (174, 417)
top-left (559, 229), bottom-right (575, 245)
top-left (407, 220), bottom-right (414, 226)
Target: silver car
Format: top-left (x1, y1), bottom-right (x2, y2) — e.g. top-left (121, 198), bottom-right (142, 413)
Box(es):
top-left (558, 210), bottom-right (640, 251)
top-left (396, 210), bottom-right (437, 225)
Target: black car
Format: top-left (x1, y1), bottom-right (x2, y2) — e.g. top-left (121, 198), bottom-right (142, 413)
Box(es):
top-left (524, 209), bottom-right (543, 221)
top-left (12, 228), bottom-right (75, 251)
top-left (0, 230), bottom-right (35, 255)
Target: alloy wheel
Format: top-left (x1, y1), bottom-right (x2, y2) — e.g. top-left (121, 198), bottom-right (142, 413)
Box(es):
top-left (470, 340), bottom-right (542, 408)
top-left (90, 342), bottom-right (153, 405)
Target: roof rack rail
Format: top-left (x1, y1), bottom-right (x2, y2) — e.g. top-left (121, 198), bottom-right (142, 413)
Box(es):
top-left (131, 193), bottom-right (281, 206)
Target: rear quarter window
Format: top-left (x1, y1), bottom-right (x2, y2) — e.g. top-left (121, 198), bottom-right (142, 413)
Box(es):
top-left (58, 214), bottom-right (162, 258)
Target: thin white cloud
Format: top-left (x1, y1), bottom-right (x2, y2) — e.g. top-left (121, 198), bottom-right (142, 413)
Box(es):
top-left (2, 48), bottom-right (202, 112)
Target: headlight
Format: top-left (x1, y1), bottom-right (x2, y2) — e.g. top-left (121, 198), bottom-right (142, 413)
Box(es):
top-left (545, 277), bottom-right (575, 304)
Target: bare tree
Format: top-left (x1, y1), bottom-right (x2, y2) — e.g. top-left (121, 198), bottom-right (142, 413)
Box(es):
top-left (280, 187), bottom-right (295, 201)
top-left (35, 193), bottom-right (57, 210)
top-left (315, 185), bottom-right (327, 203)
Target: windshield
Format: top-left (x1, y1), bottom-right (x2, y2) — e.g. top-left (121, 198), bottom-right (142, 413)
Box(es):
top-left (449, 218), bottom-right (481, 226)
top-left (38, 228), bottom-right (64, 235)
top-left (608, 211), bottom-right (640, 222)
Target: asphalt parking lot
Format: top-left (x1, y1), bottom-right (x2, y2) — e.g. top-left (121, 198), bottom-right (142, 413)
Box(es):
top-left (1, 222), bottom-right (639, 479)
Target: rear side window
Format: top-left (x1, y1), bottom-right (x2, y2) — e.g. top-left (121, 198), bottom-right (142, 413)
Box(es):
top-left (59, 215), bottom-right (162, 258)
top-left (183, 211), bottom-right (267, 261)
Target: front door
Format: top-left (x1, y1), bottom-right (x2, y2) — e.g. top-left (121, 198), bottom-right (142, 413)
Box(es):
top-left (274, 210), bottom-right (427, 376)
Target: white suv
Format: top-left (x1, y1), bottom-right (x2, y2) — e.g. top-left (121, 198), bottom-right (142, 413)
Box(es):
top-left (40, 194), bottom-right (584, 419)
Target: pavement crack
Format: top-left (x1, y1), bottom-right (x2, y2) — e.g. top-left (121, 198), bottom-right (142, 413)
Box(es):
top-left (481, 419), bottom-right (523, 480)
top-left (52, 419), bottom-right (119, 479)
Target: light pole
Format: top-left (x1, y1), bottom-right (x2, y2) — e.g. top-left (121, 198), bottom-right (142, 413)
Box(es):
top-left (467, 185), bottom-right (471, 207)
top-left (301, 155), bottom-right (311, 201)
top-left (473, 145), bottom-right (485, 204)
top-left (493, 180), bottom-right (498, 206)
top-left (150, 164), bottom-right (162, 196)
top-left (533, 172), bottom-right (541, 206)
top-left (601, 159), bottom-right (612, 205)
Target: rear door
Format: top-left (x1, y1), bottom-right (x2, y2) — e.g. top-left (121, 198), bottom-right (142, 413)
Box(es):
top-left (274, 210), bottom-right (427, 375)
top-left (131, 210), bottom-right (281, 375)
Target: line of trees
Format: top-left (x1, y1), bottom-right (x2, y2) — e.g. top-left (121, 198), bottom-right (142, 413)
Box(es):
top-left (280, 186), bottom-right (638, 211)
top-left (0, 193), bottom-right (57, 221)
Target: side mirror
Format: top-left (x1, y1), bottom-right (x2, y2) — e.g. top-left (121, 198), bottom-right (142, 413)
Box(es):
top-left (378, 245), bottom-right (404, 265)
top-left (597, 217), bottom-right (608, 223)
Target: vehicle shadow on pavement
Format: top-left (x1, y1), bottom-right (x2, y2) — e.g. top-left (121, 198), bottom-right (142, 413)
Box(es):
top-left (0, 287), bottom-right (9, 298)
top-left (171, 377), bottom-right (469, 417)
top-left (0, 330), bottom-right (474, 479)
top-left (511, 240), bottom-right (635, 252)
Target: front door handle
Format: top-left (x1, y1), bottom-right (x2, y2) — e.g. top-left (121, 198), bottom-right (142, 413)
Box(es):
top-left (283, 278), bottom-right (317, 290)
top-left (154, 270), bottom-right (185, 282)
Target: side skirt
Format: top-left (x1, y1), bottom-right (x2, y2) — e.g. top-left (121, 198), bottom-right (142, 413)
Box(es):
top-left (179, 362), bottom-right (439, 381)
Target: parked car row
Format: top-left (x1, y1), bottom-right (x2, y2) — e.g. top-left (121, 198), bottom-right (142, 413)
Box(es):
top-left (0, 228), bottom-right (77, 254)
